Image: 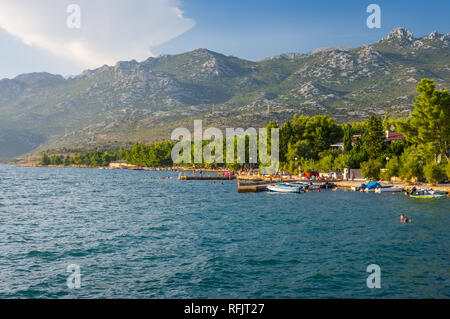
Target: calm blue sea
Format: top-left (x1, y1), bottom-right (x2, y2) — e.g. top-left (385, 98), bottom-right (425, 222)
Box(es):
top-left (0, 164), bottom-right (448, 298)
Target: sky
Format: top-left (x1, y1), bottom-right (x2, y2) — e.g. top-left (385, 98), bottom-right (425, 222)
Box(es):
top-left (0, 0), bottom-right (449, 79)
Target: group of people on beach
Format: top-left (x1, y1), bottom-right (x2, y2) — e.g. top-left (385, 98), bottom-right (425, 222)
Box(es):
top-left (400, 214), bottom-right (412, 224)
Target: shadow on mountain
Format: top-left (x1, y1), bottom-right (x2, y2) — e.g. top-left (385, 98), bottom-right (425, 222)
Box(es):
top-left (0, 129), bottom-right (46, 159)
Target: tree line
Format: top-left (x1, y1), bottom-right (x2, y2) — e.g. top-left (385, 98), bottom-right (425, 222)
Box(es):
top-left (40, 141), bottom-right (174, 168)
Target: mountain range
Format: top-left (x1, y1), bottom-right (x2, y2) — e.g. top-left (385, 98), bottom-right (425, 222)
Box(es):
top-left (0, 27), bottom-right (449, 158)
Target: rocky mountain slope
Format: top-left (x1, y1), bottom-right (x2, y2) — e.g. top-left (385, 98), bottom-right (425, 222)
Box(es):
top-left (0, 27), bottom-right (449, 158)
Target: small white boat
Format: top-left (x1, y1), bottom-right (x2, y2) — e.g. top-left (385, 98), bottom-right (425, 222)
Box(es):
top-left (374, 187), bottom-right (404, 193)
top-left (267, 184), bottom-right (303, 193)
top-left (364, 185), bottom-right (394, 192)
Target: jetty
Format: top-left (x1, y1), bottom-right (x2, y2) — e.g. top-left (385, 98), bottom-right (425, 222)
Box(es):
top-left (237, 181), bottom-right (272, 193)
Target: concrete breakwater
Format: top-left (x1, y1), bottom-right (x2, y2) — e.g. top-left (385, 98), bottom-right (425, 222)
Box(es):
top-left (179, 175), bottom-right (236, 181)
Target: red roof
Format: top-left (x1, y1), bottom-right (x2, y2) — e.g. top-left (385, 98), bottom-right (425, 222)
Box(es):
top-left (386, 132), bottom-right (405, 141)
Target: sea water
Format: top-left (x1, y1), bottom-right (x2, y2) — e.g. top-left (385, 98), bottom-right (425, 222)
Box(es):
top-left (0, 165), bottom-right (448, 298)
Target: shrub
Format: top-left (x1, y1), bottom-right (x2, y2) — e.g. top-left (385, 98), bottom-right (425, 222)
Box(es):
top-left (300, 158), bottom-right (319, 175)
top-left (447, 161), bottom-right (450, 180)
top-left (381, 156), bottom-right (400, 181)
top-left (361, 158), bottom-right (384, 180)
top-left (40, 152), bottom-right (50, 166)
top-left (334, 154), bottom-right (351, 171)
top-left (318, 155), bottom-right (334, 172)
top-left (423, 161), bottom-right (446, 185)
top-left (399, 147), bottom-right (424, 182)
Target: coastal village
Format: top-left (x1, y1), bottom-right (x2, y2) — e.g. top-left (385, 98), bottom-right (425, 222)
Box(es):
top-left (10, 79), bottom-right (450, 199)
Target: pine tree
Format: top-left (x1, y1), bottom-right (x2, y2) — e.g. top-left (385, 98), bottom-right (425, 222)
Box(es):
top-left (40, 152), bottom-right (50, 166)
top-left (362, 116), bottom-right (385, 159)
top-left (343, 124), bottom-right (353, 153)
top-left (409, 79), bottom-right (450, 161)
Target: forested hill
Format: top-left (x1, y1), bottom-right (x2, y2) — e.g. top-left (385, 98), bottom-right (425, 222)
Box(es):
top-left (0, 27), bottom-right (449, 158)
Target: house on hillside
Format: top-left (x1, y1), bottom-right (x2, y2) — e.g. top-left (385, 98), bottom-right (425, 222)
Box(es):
top-left (330, 142), bottom-right (344, 151)
top-left (384, 130), bottom-right (405, 143)
top-left (349, 130), bottom-right (405, 145)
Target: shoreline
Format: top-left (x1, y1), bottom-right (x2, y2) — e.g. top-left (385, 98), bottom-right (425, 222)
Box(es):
top-left (333, 180), bottom-right (450, 192)
top-left (12, 162), bottom-right (230, 173)
top-left (6, 162), bottom-right (450, 192)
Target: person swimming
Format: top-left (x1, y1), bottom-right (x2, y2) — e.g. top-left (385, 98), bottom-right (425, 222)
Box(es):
top-left (402, 217), bottom-right (412, 224)
top-left (400, 214), bottom-right (405, 222)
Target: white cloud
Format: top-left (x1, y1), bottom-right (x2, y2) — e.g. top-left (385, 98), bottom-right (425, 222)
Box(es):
top-left (0, 0), bottom-right (195, 69)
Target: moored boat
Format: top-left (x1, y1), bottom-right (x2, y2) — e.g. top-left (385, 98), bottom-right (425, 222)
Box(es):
top-left (364, 184), bottom-right (394, 192)
top-left (374, 187), bottom-right (404, 193)
top-left (405, 188), bottom-right (448, 199)
top-left (267, 184), bottom-right (303, 193)
top-left (359, 181), bottom-right (394, 192)
top-left (409, 194), bottom-right (446, 199)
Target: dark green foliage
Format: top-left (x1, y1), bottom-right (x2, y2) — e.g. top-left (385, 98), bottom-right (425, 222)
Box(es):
top-left (346, 139), bottom-right (368, 169)
top-left (423, 161), bottom-right (446, 184)
top-left (343, 124), bottom-right (353, 153)
top-left (362, 116), bottom-right (385, 159)
top-left (40, 152), bottom-right (50, 166)
top-left (399, 146), bottom-right (424, 182)
top-left (278, 114), bottom-right (342, 171)
top-left (402, 79), bottom-right (450, 161)
top-left (381, 157), bottom-right (400, 181)
top-left (39, 141), bottom-right (174, 168)
top-left (361, 158), bottom-right (384, 180)
top-left (447, 161), bottom-right (450, 180)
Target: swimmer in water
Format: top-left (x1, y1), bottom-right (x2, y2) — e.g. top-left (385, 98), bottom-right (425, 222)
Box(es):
top-left (402, 217), bottom-right (412, 224)
top-left (400, 214), bottom-right (405, 222)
